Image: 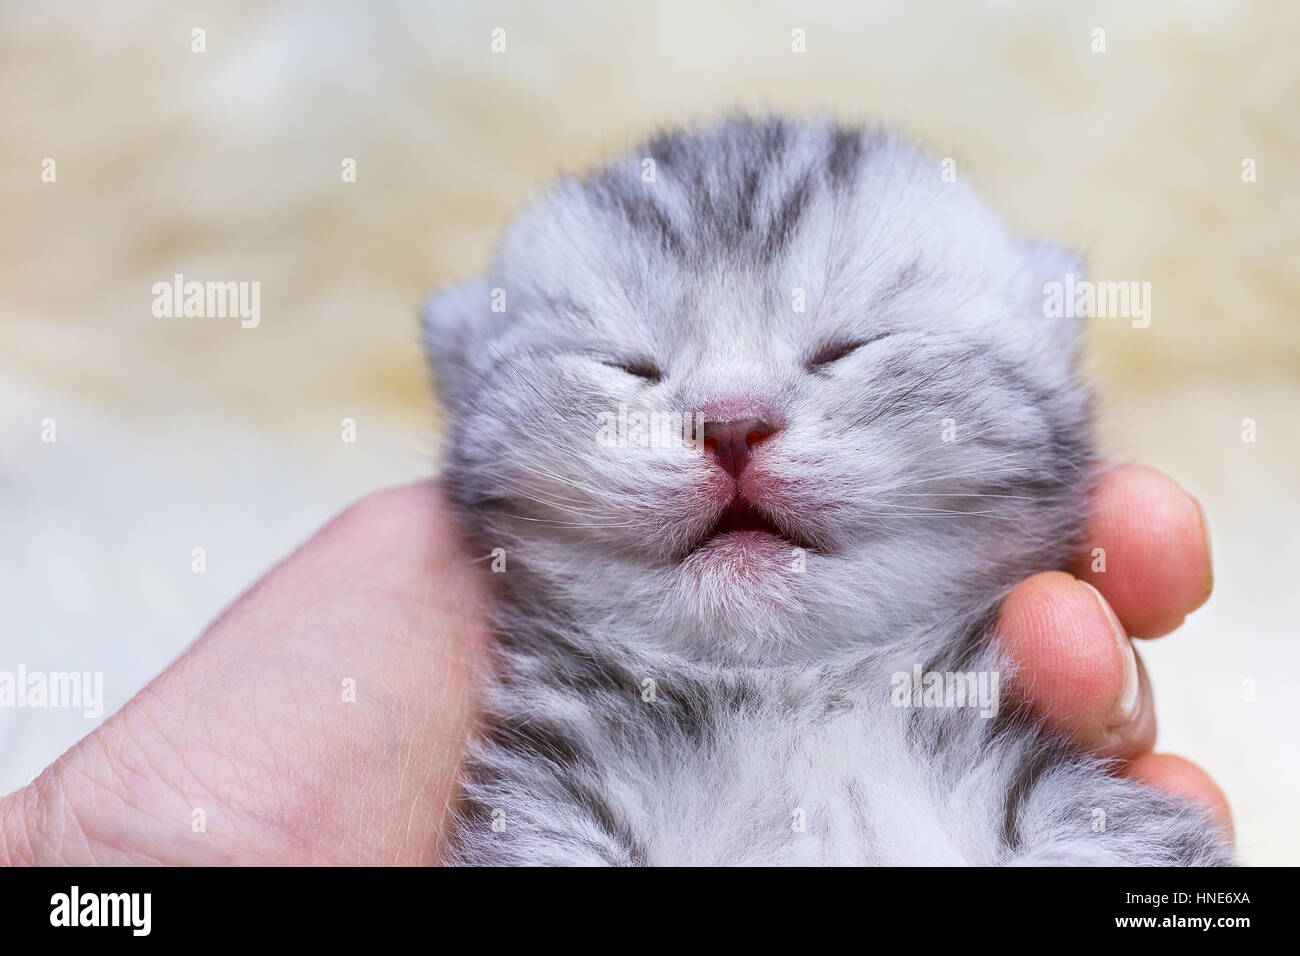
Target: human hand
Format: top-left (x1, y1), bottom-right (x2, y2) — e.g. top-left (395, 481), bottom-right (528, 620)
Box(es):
top-left (1, 485), bottom-right (491, 865)
top-left (996, 463), bottom-right (1230, 831)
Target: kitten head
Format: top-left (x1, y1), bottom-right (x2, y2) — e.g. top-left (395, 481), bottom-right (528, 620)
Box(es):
top-left (426, 116), bottom-right (1092, 666)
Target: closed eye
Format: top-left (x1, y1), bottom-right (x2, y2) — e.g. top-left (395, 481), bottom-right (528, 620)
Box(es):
top-left (601, 357), bottom-right (663, 383)
top-left (805, 331), bottom-right (894, 371)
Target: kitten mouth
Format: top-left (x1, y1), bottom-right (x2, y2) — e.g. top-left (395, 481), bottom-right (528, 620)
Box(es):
top-left (690, 499), bottom-right (814, 554)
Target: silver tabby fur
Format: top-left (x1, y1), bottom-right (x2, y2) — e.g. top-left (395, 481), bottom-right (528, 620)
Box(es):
top-left (423, 116), bottom-right (1232, 866)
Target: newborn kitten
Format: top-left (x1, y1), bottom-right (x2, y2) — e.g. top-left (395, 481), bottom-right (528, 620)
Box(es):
top-left (424, 116), bottom-right (1231, 865)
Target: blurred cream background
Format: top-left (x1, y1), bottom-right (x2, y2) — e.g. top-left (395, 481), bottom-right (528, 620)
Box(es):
top-left (2, 0), bottom-right (1296, 863)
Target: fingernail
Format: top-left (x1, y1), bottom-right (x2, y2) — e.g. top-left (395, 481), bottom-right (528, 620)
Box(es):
top-left (1080, 580), bottom-right (1140, 729)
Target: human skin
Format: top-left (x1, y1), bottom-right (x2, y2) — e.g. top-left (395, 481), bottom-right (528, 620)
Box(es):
top-left (0, 464), bottom-right (1228, 866)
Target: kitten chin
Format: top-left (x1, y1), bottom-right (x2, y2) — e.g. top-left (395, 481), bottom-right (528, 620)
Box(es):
top-left (425, 114), bottom-right (1232, 866)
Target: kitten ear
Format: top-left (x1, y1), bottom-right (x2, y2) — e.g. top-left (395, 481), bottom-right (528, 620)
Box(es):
top-left (1022, 239), bottom-right (1085, 289)
top-left (421, 278), bottom-right (495, 408)
top-left (1020, 239), bottom-right (1087, 367)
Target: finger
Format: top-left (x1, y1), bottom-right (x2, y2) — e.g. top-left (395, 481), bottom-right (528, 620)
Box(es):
top-left (1125, 753), bottom-right (1234, 836)
top-left (1070, 464), bottom-right (1213, 639)
top-left (997, 571), bottom-right (1155, 760)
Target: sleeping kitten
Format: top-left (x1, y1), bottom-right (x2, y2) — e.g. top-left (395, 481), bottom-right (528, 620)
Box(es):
top-left (424, 115), bottom-right (1232, 865)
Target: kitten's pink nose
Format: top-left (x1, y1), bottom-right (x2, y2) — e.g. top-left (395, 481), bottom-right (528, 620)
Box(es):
top-left (702, 419), bottom-right (778, 479)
